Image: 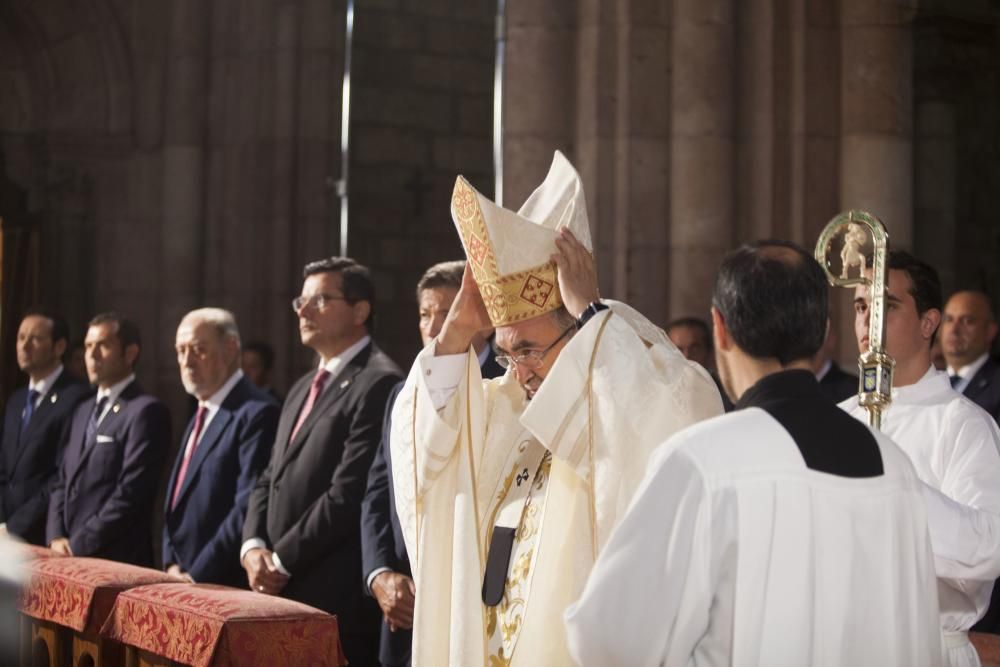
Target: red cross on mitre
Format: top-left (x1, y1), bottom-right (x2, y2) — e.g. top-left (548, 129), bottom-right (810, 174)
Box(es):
top-left (467, 233), bottom-right (489, 267)
top-left (520, 274), bottom-right (554, 308)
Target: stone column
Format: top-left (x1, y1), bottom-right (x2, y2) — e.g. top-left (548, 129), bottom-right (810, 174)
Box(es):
top-left (574, 1), bottom-right (672, 316)
top-left (264, 1), bottom-right (302, 387)
top-left (914, 100), bottom-right (956, 289)
top-left (735, 0), bottom-right (776, 241)
top-left (839, 0), bottom-right (915, 247)
top-left (669, 0), bottom-right (736, 319)
top-left (159, 0), bottom-right (208, 321)
top-left (158, 0), bottom-right (209, 421)
top-left (503, 1), bottom-right (577, 208)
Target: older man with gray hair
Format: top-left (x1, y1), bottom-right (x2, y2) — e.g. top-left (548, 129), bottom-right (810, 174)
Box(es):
top-left (163, 308), bottom-right (279, 586)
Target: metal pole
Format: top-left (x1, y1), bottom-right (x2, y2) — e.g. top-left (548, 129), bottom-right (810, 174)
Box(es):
top-left (336, 0), bottom-right (355, 257)
top-left (492, 0), bottom-right (506, 206)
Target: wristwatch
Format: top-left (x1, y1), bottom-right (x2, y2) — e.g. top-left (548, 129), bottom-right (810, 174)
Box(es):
top-left (575, 301), bottom-right (609, 330)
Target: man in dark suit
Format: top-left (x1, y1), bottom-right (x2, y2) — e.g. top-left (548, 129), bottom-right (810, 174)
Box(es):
top-left (242, 341), bottom-right (283, 403)
top-left (242, 257), bottom-right (402, 665)
top-left (944, 290), bottom-right (1000, 635)
top-left (667, 316), bottom-right (734, 411)
top-left (163, 308), bottom-right (279, 586)
top-left (813, 319), bottom-right (858, 403)
top-left (0, 310), bottom-right (91, 544)
top-left (46, 313), bottom-right (171, 565)
top-left (360, 260), bottom-right (502, 667)
top-left (943, 290), bottom-right (1000, 422)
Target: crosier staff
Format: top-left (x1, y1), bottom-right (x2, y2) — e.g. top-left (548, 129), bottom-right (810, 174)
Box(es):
top-left (815, 210), bottom-right (893, 429)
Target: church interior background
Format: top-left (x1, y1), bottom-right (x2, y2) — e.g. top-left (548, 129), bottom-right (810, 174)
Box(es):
top-left (0, 0), bottom-right (998, 437)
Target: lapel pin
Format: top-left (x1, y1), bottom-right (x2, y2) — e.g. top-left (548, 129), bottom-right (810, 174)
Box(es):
top-left (340, 379), bottom-right (351, 389)
top-left (50, 394), bottom-right (58, 404)
top-left (112, 403), bottom-right (121, 414)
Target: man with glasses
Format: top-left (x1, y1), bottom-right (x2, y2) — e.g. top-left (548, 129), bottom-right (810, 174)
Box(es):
top-left (241, 257), bottom-right (402, 666)
top-left (388, 152), bottom-right (723, 666)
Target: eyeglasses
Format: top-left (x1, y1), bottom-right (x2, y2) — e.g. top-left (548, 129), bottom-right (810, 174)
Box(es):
top-left (291, 293), bottom-right (350, 313)
top-left (495, 324), bottom-right (576, 370)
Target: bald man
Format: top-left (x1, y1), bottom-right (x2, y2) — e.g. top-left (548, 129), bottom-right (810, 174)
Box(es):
top-left (943, 290), bottom-right (1000, 422)
top-left (944, 290), bottom-right (1000, 636)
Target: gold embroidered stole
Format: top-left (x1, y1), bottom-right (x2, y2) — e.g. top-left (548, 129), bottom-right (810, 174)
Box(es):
top-left (484, 438), bottom-right (552, 666)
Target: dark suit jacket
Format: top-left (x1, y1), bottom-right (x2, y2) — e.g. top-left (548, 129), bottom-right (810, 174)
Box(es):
top-left (819, 362), bottom-right (858, 404)
top-left (163, 376), bottom-right (279, 587)
top-left (361, 383), bottom-right (409, 666)
top-left (0, 372), bottom-right (91, 544)
top-left (46, 381), bottom-right (171, 566)
top-left (361, 351), bottom-right (504, 666)
top-left (965, 357), bottom-right (1000, 635)
top-left (963, 357), bottom-right (1000, 423)
top-left (243, 341), bottom-right (402, 657)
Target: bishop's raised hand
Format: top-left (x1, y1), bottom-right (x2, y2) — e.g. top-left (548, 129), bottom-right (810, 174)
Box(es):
top-left (552, 228), bottom-right (600, 318)
top-left (435, 262), bottom-right (493, 356)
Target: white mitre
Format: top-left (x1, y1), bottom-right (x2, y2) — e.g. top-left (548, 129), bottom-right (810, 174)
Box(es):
top-left (450, 150), bottom-right (593, 327)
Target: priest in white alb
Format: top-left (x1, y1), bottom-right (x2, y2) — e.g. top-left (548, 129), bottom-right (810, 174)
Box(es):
top-left (844, 250), bottom-right (1000, 667)
top-left (565, 241), bottom-right (942, 666)
top-left (389, 151), bottom-right (723, 666)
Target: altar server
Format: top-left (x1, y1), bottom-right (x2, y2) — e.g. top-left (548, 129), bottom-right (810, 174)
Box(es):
top-left (565, 241), bottom-right (941, 667)
top-left (843, 250), bottom-right (1000, 666)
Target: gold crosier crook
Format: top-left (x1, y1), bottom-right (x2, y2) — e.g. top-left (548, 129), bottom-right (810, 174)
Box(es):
top-left (814, 210), bottom-right (894, 430)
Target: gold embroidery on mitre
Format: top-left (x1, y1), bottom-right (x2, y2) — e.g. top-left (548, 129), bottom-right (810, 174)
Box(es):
top-left (478, 263), bottom-right (564, 327)
top-left (450, 177), bottom-right (565, 327)
top-left (451, 178), bottom-right (498, 286)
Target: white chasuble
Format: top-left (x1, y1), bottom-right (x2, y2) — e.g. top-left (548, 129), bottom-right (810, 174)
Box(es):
top-left (390, 308), bottom-right (724, 667)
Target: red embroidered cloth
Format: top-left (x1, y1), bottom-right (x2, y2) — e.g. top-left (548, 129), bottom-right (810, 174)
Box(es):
top-left (19, 557), bottom-right (179, 635)
top-left (100, 583), bottom-right (346, 667)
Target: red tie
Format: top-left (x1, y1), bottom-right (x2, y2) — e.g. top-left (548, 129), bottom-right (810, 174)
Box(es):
top-left (290, 369), bottom-right (330, 443)
top-left (171, 405), bottom-right (208, 509)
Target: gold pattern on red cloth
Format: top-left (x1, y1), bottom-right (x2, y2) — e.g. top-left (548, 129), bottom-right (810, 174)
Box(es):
top-left (101, 583), bottom-right (346, 667)
top-left (19, 557), bottom-right (178, 635)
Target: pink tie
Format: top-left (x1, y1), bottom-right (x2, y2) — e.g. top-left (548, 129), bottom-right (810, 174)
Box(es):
top-left (290, 369), bottom-right (330, 443)
top-left (171, 405), bottom-right (208, 509)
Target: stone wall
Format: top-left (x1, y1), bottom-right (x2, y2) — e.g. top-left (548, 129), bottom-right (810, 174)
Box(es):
top-left (502, 0), bottom-right (1000, 366)
top-left (0, 0), bottom-right (497, 429)
top-left (1, 0), bottom-right (999, 416)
